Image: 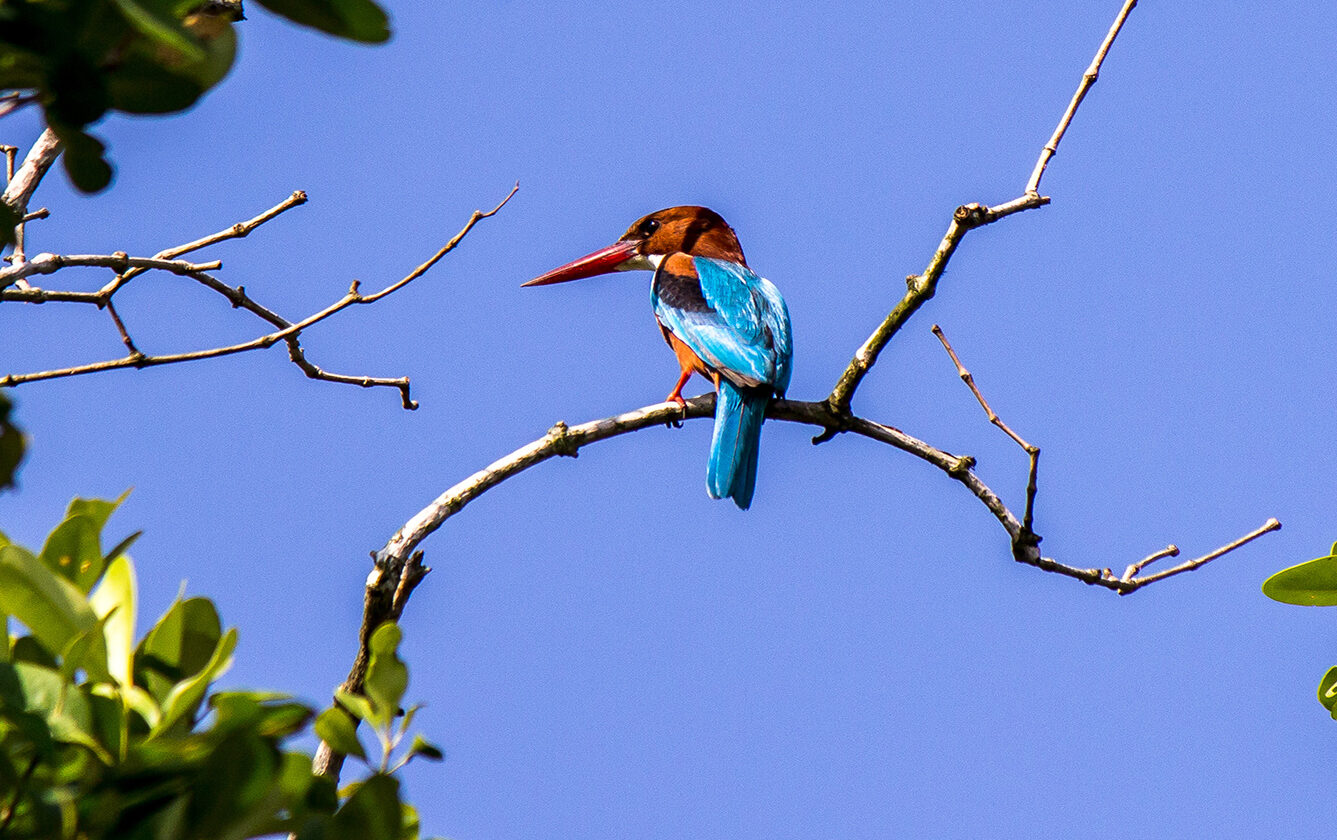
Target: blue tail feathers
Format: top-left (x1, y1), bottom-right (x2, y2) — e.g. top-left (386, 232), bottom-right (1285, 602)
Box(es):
top-left (707, 382), bottom-right (771, 509)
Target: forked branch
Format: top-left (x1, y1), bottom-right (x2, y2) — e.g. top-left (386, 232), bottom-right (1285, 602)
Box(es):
top-left (826, 0), bottom-right (1139, 416)
top-left (1, 159), bottom-right (518, 407)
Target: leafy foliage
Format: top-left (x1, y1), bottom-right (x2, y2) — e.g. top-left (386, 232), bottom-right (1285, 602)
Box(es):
top-left (1263, 541), bottom-right (1337, 719)
top-left (0, 496), bottom-right (438, 839)
top-left (0, 0), bottom-right (389, 199)
top-left (0, 394), bottom-right (23, 491)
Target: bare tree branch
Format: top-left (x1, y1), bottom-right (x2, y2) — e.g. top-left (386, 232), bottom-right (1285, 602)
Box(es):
top-left (1, 185), bottom-right (519, 407)
top-left (309, 0), bottom-right (1283, 781)
top-left (99, 189), bottom-right (309, 298)
top-left (1026, 0), bottom-right (1139, 195)
top-left (1, 128), bottom-right (60, 271)
top-left (931, 324), bottom-right (1040, 533)
top-left (826, 0), bottom-right (1137, 417)
top-left (0, 253), bottom-right (222, 286)
top-left (314, 379), bottom-right (1279, 781)
top-left (0, 93), bottom-right (38, 122)
top-left (0, 129), bottom-right (60, 213)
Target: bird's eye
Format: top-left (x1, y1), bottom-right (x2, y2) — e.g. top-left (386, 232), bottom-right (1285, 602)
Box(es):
top-left (641, 219), bottom-right (661, 236)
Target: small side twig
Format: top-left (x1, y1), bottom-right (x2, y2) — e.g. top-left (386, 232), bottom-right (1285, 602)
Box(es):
top-left (826, 0), bottom-right (1137, 416)
top-left (99, 189), bottom-right (309, 297)
top-left (1122, 544), bottom-right (1179, 581)
top-left (358, 181), bottom-right (519, 304)
top-left (1, 129), bottom-right (62, 273)
top-left (104, 298), bottom-right (143, 359)
top-left (931, 324), bottom-right (1041, 533)
top-left (1119, 519), bottom-right (1281, 591)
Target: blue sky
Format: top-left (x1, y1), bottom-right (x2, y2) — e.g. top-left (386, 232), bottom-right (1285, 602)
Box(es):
top-left (4, 1), bottom-right (1337, 837)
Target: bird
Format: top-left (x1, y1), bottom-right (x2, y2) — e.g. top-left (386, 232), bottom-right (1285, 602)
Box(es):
top-left (524, 206), bottom-right (792, 509)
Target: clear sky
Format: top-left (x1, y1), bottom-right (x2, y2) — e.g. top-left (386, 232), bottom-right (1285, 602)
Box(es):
top-left (4, 1), bottom-right (1337, 837)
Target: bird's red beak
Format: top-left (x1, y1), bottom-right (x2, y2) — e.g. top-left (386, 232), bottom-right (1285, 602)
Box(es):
top-left (523, 239), bottom-right (641, 287)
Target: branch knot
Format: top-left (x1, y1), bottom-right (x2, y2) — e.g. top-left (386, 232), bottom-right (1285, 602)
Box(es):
top-left (547, 421), bottom-right (580, 457)
top-left (946, 455), bottom-right (976, 477)
top-left (953, 203), bottom-right (992, 229)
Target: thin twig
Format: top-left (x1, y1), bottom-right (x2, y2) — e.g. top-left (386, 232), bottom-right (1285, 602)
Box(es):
top-left (104, 298), bottom-right (142, 358)
top-left (100, 190), bottom-right (308, 297)
top-left (827, 0), bottom-right (1138, 416)
top-left (1122, 520), bottom-right (1281, 591)
top-left (1122, 544), bottom-right (1179, 581)
top-left (359, 182), bottom-right (518, 304)
top-left (931, 324), bottom-right (1041, 532)
top-left (1026, 0), bottom-right (1138, 195)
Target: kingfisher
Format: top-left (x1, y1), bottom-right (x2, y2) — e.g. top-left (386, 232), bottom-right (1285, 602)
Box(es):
top-left (524, 206), bottom-right (793, 510)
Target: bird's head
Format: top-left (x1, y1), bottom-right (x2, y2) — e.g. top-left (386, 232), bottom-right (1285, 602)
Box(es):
top-left (523, 205), bottom-right (745, 287)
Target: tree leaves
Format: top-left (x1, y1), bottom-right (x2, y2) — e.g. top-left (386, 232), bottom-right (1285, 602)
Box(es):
top-left (0, 0), bottom-right (389, 193)
top-left (365, 622), bottom-right (408, 728)
top-left (315, 707), bottom-right (367, 761)
top-left (1264, 541), bottom-right (1337, 721)
top-left (256, 0), bottom-right (391, 43)
top-left (0, 498), bottom-right (432, 839)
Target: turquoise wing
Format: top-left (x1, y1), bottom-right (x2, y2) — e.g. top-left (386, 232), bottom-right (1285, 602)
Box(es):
top-left (651, 256), bottom-right (792, 393)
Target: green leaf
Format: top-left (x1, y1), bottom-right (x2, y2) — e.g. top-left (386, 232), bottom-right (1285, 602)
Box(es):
top-left (46, 55), bottom-right (110, 128)
top-left (105, 54), bottom-right (209, 114)
top-left (102, 530), bottom-right (142, 566)
top-left (330, 773), bottom-right (402, 840)
top-left (89, 554), bottom-right (137, 686)
top-left (0, 393), bottom-right (24, 489)
top-left (1262, 551), bottom-right (1337, 606)
top-left (59, 616), bottom-right (114, 684)
top-left (189, 728), bottom-right (284, 837)
top-left (398, 703), bottom-right (419, 737)
top-left (57, 128), bottom-right (114, 193)
top-left (399, 800), bottom-right (421, 840)
top-left (10, 661), bottom-right (113, 762)
top-left (406, 734), bottom-right (443, 762)
top-left (135, 596), bottom-right (222, 704)
top-left (0, 544), bottom-right (101, 660)
top-left (109, 0), bottom-right (206, 63)
top-left (38, 514), bottom-right (105, 592)
top-left (256, 0), bottom-right (391, 43)
top-left (315, 707), bottom-right (367, 761)
top-left (11, 635), bottom-right (58, 668)
top-left (1319, 666), bottom-right (1337, 713)
top-left (66, 493), bottom-right (128, 535)
top-left (334, 688), bottom-right (375, 724)
top-left (120, 683), bottom-right (162, 728)
top-left (211, 691), bottom-right (313, 738)
top-left (152, 627), bottom-right (237, 736)
top-left (365, 622), bottom-right (407, 726)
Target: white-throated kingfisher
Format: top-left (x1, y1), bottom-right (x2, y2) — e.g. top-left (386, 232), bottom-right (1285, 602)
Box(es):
top-left (524, 206), bottom-right (793, 510)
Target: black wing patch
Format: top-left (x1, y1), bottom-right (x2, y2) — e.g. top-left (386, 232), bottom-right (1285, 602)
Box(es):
top-left (653, 264), bottom-right (713, 313)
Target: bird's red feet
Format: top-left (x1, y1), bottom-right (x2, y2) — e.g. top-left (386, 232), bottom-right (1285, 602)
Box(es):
top-left (665, 369), bottom-right (692, 407)
top-left (664, 370), bottom-right (692, 427)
